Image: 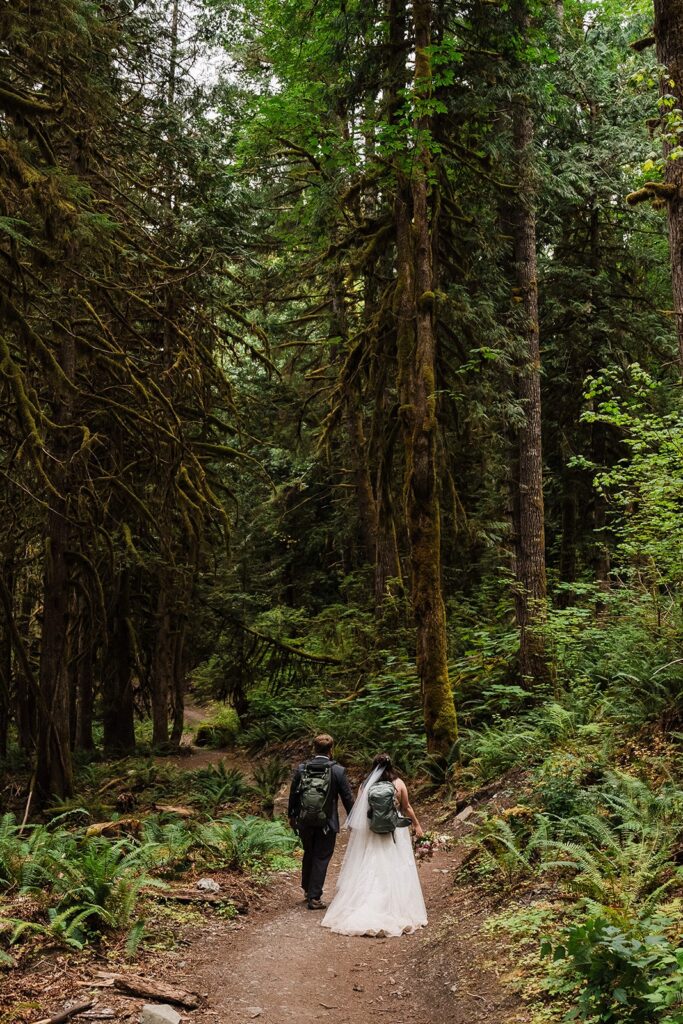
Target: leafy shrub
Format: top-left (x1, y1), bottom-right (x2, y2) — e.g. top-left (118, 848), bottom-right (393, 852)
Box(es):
top-left (138, 817), bottom-right (196, 874)
top-left (0, 814), bottom-right (77, 892)
top-left (251, 757), bottom-right (290, 816)
top-left (242, 655), bottom-right (426, 771)
top-left (47, 836), bottom-right (164, 940)
top-left (545, 910), bottom-right (683, 1024)
top-left (533, 753), bottom-right (603, 818)
top-left (190, 762), bottom-right (248, 814)
top-left (459, 700), bottom-right (601, 782)
top-left (195, 815), bottom-right (297, 871)
top-left (469, 810), bottom-right (552, 887)
top-left (541, 773), bottom-right (683, 916)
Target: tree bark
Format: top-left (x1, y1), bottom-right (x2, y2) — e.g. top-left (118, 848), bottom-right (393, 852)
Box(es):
top-left (36, 337), bottom-right (75, 804)
top-left (150, 581), bottom-right (172, 748)
top-left (74, 603), bottom-right (94, 752)
top-left (0, 545), bottom-right (14, 758)
top-left (510, 0), bottom-right (551, 687)
top-left (373, 439), bottom-right (403, 609)
top-left (395, 0), bottom-right (458, 756)
top-left (102, 572), bottom-right (136, 754)
top-left (654, 0), bottom-right (683, 370)
top-left (15, 569), bottom-right (37, 754)
top-left (346, 397), bottom-right (378, 566)
top-left (170, 600), bottom-right (189, 748)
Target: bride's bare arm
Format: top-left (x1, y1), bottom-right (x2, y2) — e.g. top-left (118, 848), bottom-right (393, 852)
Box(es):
top-left (395, 779), bottom-right (424, 838)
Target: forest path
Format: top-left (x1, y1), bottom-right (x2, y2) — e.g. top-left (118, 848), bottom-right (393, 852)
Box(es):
top-left (150, 708), bottom-right (524, 1023)
top-left (175, 831), bottom-right (524, 1024)
top-left (171, 806), bottom-right (523, 1024)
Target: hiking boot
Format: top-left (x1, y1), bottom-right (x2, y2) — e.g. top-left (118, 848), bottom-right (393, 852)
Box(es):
top-left (307, 898), bottom-right (327, 910)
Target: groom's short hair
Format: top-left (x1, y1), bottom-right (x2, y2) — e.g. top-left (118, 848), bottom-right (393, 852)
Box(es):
top-left (313, 733), bottom-right (334, 754)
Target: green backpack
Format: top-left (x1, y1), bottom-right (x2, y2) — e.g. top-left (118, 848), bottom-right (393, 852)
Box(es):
top-left (367, 780), bottom-right (411, 837)
top-left (296, 760), bottom-right (333, 828)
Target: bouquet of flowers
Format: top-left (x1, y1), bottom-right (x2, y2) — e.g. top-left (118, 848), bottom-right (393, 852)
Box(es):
top-left (413, 831), bottom-right (452, 861)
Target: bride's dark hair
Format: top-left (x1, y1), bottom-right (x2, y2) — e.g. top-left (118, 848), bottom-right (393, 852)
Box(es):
top-left (372, 752), bottom-right (397, 781)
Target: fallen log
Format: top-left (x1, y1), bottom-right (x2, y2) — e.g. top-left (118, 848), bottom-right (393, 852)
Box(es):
top-left (33, 999), bottom-right (94, 1024)
top-left (111, 974), bottom-right (200, 1009)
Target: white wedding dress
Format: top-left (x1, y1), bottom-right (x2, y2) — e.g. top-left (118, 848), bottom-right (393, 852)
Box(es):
top-left (321, 766), bottom-right (428, 937)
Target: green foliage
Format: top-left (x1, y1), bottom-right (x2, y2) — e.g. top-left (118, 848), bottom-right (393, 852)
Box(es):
top-left (194, 816), bottom-right (298, 872)
top-left (43, 837), bottom-right (163, 942)
top-left (0, 814), bottom-right (73, 892)
top-left (138, 818), bottom-right (197, 874)
top-left (238, 646), bottom-right (426, 772)
top-left (541, 775), bottom-right (683, 917)
top-left (190, 762), bottom-right (248, 815)
top-left (194, 706), bottom-right (241, 749)
top-left (545, 911), bottom-right (683, 1024)
top-left (251, 757), bottom-right (290, 816)
top-left (584, 366), bottom-right (683, 595)
top-left (0, 803), bottom-right (299, 961)
top-left (472, 812), bottom-right (552, 888)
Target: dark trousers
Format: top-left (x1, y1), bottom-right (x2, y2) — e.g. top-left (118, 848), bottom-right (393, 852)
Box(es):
top-left (298, 825), bottom-right (336, 899)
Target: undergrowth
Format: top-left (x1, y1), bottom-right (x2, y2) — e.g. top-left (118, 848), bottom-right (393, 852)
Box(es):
top-left (0, 809), bottom-right (297, 965)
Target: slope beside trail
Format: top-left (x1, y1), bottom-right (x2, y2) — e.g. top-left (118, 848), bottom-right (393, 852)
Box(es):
top-left (168, 800), bottom-right (525, 1024)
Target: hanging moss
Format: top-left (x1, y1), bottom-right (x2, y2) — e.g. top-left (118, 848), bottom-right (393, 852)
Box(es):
top-left (626, 181), bottom-right (678, 206)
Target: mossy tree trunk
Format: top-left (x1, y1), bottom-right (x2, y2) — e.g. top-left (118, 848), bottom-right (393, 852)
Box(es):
top-left (510, 0), bottom-right (551, 687)
top-left (36, 335), bottom-right (75, 805)
top-left (16, 569), bottom-right (37, 755)
top-left (396, 0), bottom-right (458, 756)
top-left (373, 441), bottom-right (403, 609)
top-left (150, 580), bottom-right (173, 748)
top-left (102, 571), bottom-right (136, 754)
top-left (654, 0), bottom-right (683, 370)
top-left (170, 576), bottom-right (192, 748)
top-left (74, 598), bottom-right (95, 752)
top-left (0, 544), bottom-right (13, 758)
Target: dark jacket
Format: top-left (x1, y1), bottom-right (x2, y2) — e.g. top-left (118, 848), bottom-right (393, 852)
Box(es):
top-left (287, 755), bottom-right (355, 833)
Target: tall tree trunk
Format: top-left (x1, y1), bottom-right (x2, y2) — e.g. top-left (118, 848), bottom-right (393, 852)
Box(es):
top-left (374, 436), bottom-right (403, 609)
top-left (74, 603), bottom-right (94, 752)
top-left (102, 572), bottom-right (136, 753)
top-left (15, 570), bottom-right (37, 754)
top-left (654, 0), bottom-right (683, 369)
top-left (36, 337), bottom-right (75, 804)
top-left (510, 0), bottom-right (551, 687)
top-left (170, 623), bottom-right (187, 747)
top-left (0, 544), bottom-right (14, 758)
top-left (396, 0), bottom-right (457, 756)
top-left (346, 397), bottom-right (378, 566)
top-left (150, 581), bottom-right (172, 748)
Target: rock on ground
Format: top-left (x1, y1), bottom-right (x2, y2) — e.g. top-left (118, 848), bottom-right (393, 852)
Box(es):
top-left (140, 1004), bottom-right (182, 1024)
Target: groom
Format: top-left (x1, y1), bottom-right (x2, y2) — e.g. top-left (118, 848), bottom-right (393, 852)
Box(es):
top-left (288, 733), bottom-right (355, 910)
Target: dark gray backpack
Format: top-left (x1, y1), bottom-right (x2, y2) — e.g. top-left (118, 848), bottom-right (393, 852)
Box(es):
top-left (367, 780), bottom-right (411, 836)
top-left (296, 760), bottom-right (332, 828)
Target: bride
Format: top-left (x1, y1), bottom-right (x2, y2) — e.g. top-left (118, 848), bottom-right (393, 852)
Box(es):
top-left (321, 753), bottom-right (428, 937)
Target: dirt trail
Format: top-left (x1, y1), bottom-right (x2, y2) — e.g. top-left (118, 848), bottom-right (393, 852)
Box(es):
top-left (159, 709), bottom-right (525, 1024)
top-left (173, 826), bottom-right (523, 1024)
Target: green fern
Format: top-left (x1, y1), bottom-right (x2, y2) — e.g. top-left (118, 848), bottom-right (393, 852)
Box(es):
top-left (251, 757), bottom-right (290, 815)
top-left (191, 762), bottom-right (247, 814)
